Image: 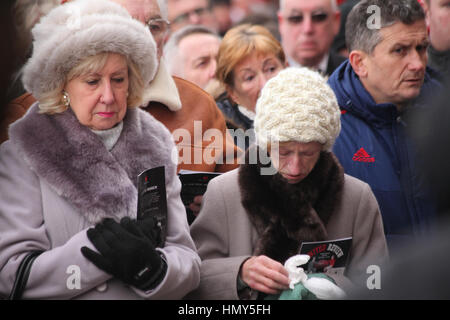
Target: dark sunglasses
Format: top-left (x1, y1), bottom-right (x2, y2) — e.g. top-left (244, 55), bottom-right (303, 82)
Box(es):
top-left (286, 12), bottom-right (329, 24)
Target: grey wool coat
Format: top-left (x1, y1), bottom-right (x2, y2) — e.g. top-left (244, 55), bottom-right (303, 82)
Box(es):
top-left (0, 103), bottom-right (200, 299)
top-left (188, 154), bottom-right (389, 300)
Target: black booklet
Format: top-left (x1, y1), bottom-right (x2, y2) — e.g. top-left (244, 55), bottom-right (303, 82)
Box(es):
top-left (299, 237), bottom-right (352, 274)
top-left (177, 170), bottom-right (222, 225)
top-left (137, 166), bottom-right (167, 248)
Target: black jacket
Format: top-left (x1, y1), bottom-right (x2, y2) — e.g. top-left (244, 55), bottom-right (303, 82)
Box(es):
top-left (325, 51), bottom-right (347, 76)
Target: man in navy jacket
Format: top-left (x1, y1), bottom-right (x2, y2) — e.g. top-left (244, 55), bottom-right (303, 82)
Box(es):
top-left (328, 0), bottom-right (443, 250)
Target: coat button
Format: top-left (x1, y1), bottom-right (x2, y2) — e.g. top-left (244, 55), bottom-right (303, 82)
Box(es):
top-left (96, 283), bottom-right (107, 292)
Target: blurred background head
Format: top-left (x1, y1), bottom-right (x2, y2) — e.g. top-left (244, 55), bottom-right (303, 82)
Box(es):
top-left (422, 0), bottom-right (450, 81)
top-left (216, 24), bottom-right (286, 112)
top-left (210, 0), bottom-right (233, 36)
top-left (331, 0), bottom-right (360, 58)
top-left (6, 0), bottom-right (60, 102)
top-left (164, 25), bottom-right (221, 90)
top-left (278, 0), bottom-right (341, 68)
top-left (230, 0), bottom-right (279, 24)
top-left (423, 0), bottom-right (450, 52)
top-left (167, 0), bottom-right (217, 33)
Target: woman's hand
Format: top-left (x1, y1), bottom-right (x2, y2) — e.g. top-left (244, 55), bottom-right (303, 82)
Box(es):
top-left (81, 218), bottom-right (167, 290)
top-left (240, 255), bottom-right (290, 295)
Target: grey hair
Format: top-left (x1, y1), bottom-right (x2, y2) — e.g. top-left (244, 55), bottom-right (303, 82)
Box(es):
top-left (163, 25), bottom-right (220, 76)
top-left (157, 0), bottom-right (168, 20)
top-left (346, 0), bottom-right (425, 54)
top-left (279, 0), bottom-right (339, 13)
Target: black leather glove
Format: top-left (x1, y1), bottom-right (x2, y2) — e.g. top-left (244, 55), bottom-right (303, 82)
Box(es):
top-left (81, 218), bottom-right (167, 291)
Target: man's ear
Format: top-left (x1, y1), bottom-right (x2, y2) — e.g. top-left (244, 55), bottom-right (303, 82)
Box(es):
top-left (349, 50), bottom-right (368, 78)
top-left (277, 11), bottom-right (287, 36)
top-left (277, 11), bottom-right (283, 24)
top-left (332, 11), bottom-right (341, 36)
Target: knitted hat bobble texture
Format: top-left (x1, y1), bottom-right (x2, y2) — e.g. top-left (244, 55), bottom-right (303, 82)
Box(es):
top-left (254, 67), bottom-right (341, 151)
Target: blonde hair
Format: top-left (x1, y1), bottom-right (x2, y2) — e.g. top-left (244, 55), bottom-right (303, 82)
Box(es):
top-left (216, 24), bottom-right (286, 88)
top-left (38, 52), bottom-right (144, 114)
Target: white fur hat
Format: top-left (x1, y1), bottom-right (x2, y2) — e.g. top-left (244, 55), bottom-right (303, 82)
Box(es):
top-left (22, 0), bottom-right (158, 100)
top-left (254, 67), bottom-right (341, 151)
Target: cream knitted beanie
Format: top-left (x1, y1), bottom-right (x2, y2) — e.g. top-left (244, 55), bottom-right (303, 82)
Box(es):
top-left (254, 67), bottom-right (341, 151)
top-left (22, 0), bottom-right (158, 101)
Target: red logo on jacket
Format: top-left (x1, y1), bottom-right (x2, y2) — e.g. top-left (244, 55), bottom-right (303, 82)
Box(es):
top-left (352, 148), bottom-right (375, 162)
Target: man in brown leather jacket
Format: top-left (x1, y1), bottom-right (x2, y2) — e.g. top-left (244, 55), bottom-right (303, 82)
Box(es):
top-left (1, 0), bottom-right (240, 216)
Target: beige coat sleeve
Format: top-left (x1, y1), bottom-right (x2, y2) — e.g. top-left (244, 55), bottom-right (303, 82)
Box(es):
top-left (327, 179), bottom-right (389, 293)
top-left (346, 181), bottom-right (389, 286)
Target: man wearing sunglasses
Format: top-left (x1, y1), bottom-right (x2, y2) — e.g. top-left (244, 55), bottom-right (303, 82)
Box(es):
top-left (278, 0), bottom-right (345, 76)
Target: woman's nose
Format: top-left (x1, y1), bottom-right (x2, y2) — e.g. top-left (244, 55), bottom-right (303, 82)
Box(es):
top-left (258, 73), bottom-right (270, 91)
top-left (288, 155), bottom-right (303, 175)
top-left (100, 81), bottom-right (115, 105)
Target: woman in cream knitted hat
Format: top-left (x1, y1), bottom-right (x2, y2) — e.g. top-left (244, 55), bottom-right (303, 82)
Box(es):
top-left (254, 67), bottom-right (341, 152)
top-left (0, 0), bottom-right (200, 299)
top-left (187, 67), bottom-right (388, 300)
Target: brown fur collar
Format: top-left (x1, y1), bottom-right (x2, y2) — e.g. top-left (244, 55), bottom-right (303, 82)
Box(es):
top-left (238, 147), bottom-right (345, 263)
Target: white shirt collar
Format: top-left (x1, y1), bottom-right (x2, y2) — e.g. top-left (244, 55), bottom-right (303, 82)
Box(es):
top-left (237, 105), bottom-right (255, 121)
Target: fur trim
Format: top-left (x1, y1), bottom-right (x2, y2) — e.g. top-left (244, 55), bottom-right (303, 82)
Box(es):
top-left (238, 146), bottom-right (345, 263)
top-left (9, 103), bottom-right (177, 225)
top-left (22, 0), bottom-right (158, 100)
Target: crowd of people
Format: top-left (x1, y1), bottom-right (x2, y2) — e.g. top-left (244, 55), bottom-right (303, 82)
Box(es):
top-left (0, 0), bottom-right (449, 300)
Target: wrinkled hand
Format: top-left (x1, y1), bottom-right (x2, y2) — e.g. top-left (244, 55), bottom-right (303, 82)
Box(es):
top-left (240, 255), bottom-right (290, 295)
top-left (81, 218), bottom-right (167, 290)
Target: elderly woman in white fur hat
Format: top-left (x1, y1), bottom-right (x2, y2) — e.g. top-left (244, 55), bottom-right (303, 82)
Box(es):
top-left (0, 0), bottom-right (200, 299)
top-left (187, 67), bottom-right (389, 300)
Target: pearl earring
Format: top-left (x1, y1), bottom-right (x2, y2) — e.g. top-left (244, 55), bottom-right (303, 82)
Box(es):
top-left (62, 91), bottom-right (70, 108)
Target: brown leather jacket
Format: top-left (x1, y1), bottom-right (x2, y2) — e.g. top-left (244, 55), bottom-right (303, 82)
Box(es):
top-left (0, 92), bottom-right (35, 143)
top-left (146, 77), bottom-right (240, 173)
top-left (1, 77), bottom-right (240, 173)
